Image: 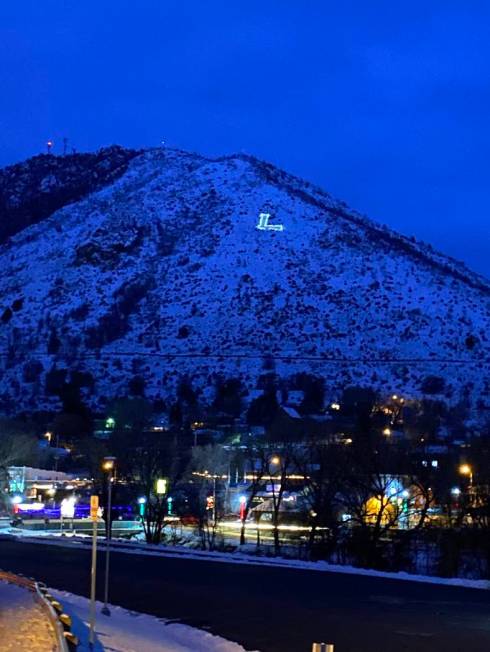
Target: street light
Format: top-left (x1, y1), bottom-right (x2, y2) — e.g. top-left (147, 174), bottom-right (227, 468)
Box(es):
top-left (239, 495), bottom-right (247, 521)
top-left (459, 463), bottom-right (473, 487)
top-left (102, 458), bottom-right (115, 473)
top-left (101, 456), bottom-right (116, 616)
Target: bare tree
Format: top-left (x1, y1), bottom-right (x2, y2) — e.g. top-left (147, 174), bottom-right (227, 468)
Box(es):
top-left (186, 444), bottom-right (231, 550)
top-left (294, 439), bottom-right (346, 559)
top-left (111, 415), bottom-right (181, 544)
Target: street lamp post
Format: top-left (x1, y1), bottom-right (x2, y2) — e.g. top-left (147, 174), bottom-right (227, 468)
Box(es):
top-left (101, 456), bottom-right (116, 616)
top-left (459, 463), bottom-right (473, 488)
top-left (212, 475), bottom-right (217, 527)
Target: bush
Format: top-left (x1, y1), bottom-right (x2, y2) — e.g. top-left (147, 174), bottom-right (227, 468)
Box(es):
top-left (421, 375), bottom-right (445, 394)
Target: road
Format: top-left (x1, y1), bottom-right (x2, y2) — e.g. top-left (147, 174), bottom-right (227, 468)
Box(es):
top-left (1, 537), bottom-right (490, 652)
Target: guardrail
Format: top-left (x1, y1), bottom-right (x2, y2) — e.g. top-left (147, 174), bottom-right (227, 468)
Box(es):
top-left (0, 569), bottom-right (78, 651)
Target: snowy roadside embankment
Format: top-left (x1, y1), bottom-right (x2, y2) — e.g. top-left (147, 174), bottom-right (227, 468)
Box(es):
top-left (50, 589), bottom-right (255, 652)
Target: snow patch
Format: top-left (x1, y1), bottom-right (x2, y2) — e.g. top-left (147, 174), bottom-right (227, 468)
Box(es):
top-left (50, 589), bottom-right (254, 652)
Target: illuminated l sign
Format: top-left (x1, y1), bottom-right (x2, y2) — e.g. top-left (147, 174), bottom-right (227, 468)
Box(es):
top-left (256, 212), bottom-right (284, 231)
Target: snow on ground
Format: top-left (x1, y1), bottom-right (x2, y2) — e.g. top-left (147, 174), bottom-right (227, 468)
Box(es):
top-left (50, 589), bottom-right (254, 652)
top-left (0, 580), bottom-right (55, 652)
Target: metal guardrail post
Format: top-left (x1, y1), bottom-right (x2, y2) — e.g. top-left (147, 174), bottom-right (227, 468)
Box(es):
top-left (34, 582), bottom-right (71, 652)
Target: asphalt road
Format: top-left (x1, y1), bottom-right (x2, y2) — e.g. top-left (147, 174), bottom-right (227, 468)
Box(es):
top-left (1, 538), bottom-right (490, 652)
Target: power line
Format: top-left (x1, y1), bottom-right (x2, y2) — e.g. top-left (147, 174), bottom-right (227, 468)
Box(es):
top-left (0, 350), bottom-right (488, 365)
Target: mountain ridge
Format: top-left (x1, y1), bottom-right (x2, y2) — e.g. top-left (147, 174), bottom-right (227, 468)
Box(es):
top-left (0, 146), bottom-right (488, 416)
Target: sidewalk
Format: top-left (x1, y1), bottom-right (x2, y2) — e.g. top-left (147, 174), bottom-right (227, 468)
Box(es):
top-left (0, 580), bottom-right (56, 652)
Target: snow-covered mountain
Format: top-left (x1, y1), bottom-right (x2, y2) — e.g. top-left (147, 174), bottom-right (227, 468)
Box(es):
top-left (0, 146), bottom-right (489, 414)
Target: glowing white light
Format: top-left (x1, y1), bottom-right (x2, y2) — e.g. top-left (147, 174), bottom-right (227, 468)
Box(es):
top-left (60, 496), bottom-right (76, 519)
top-left (256, 212), bottom-right (284, 231)
top-left (138, 497), bottom-right (146, 505)
top-left (12, 495), bottom-right (23, 505)
top-left (18, 502), bottom-right (45, 512)
top-left (239, 495), bottom-right (247, 504)
top-left (451, 487), bottom-right (461, 496)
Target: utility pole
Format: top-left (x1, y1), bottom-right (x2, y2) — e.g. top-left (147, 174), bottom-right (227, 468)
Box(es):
top-left (212, 475), bottom-right (217, 527)
top-left (101, 457), bottom-right (116, 616)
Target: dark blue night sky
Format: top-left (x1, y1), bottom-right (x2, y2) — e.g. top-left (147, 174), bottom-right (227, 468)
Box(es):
top-left (1, 2), bottom-right (488, 276)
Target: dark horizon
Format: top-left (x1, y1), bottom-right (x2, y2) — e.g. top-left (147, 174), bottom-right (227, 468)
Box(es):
top-left (1, 2), bottom-right (489, 277)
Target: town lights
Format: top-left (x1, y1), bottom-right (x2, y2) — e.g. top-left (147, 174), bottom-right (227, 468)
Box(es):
top-left (330, 403), bottom-right (340, 411)
top-left (451, 487), bottom-right (461, 497)
top-left (270, 456), bottom-right (280, 465)
top-left (383, 428), bottom-right (391, 436)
